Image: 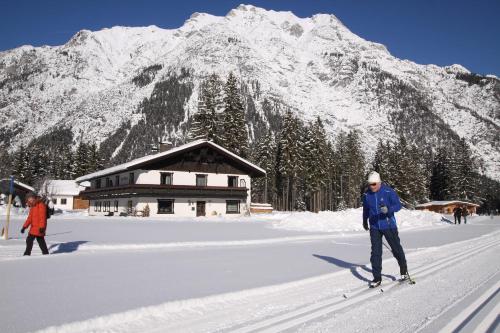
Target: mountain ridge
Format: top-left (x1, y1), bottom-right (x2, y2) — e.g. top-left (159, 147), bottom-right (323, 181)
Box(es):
top-left (0, 4), bottom-right (498, 179)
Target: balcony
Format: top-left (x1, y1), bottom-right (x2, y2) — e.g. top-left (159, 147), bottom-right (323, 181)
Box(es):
top-left (80, 184), bottom-right (248, 200)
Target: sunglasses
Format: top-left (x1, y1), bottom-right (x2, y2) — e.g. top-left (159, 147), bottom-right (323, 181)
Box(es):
top-left (369, 183), bottom-right (378, 187)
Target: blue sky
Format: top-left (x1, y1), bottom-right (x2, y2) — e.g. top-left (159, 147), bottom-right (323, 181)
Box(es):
top-left (1, 0), bottom-right (499, 76)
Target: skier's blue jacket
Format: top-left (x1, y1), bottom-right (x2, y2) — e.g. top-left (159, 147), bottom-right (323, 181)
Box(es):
top-left (362, 183), bottom-right (402, 230)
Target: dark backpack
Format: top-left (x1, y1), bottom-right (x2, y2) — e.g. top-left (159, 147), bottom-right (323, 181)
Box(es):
top-left (42, 197), bottom-right (53, 219)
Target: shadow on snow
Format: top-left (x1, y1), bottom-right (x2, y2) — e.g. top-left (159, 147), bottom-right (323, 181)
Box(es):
top-left (49, 241), bottom-right (89, 254)
top-left (313, 254), bottom-right (396, 282)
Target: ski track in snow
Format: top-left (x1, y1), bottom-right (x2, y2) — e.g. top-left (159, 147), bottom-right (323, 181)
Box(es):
top-left (34, 229), bottom-right (500, 333)
top-left (0, 234), bottom-right (365, 261)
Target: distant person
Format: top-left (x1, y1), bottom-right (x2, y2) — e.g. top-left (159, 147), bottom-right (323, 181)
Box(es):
top-left (21, 192), bottom-right (49, 256)
top-left (362, 171), bottom-right (408, 288)
top-left (453, 207), bottom-right (462, 224)
top-left (462, 206), bottom-right (469, 224)
top-left (14, 195), bottom-right (22, 207)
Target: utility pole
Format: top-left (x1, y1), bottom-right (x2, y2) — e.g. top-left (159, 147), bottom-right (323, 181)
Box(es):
top-left (2, 176), bottom-right (14, 240)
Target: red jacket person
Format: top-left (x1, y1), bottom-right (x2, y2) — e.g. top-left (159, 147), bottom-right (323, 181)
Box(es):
top-left (21, 192), bottom-right (49, 255)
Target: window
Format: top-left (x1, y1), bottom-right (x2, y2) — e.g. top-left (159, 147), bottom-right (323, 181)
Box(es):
top-left (52, 198), bottom-right (57, 204)
top-left (129, 173), bottom-right (135, 185)
top-left (98, 202), bottom-right (102, 212)
top-left (106, 178), bottom-right (112, 187)
top-left (127, 200), bottom-right (133, 214)
top-left (94, 201), bottom-right (98, 212)
top-left (160, 172), bottom-right (172, 185)
top-left (226, 200), bottom-right (240, 214)
top-left (115, 175), bottom-right (120, 187)
top-left (196, 174), bottom-right (207, 187)
top-left (96, 179), bottom-right (102, 189)
top-left (240, 179), bottom-right (246, 188)
top-left (114, 200), bottom-right (119, 212)
top-left (61, 198), bottom-right (67, 205)
top-left (228, 176), bottom-right (238, 187)
top-left (157, 199), bottom-right (174, 214)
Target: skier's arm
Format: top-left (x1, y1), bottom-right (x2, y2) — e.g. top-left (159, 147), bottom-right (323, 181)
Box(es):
top-left (388, 189), bottom-right (402, 213)
top-left (23, 208), bottom-right (33, 229)
top-left (362, 194), bottom-right (369, 222)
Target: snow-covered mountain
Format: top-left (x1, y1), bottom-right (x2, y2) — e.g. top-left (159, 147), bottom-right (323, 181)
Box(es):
top-left (0, 4), bottom-right (499, 179)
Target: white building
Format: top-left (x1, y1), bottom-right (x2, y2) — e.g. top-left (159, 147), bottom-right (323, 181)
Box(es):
top-left (76, 140), bottom-right (266, 217)
top-left (40, 180), bottom-right (89, 210)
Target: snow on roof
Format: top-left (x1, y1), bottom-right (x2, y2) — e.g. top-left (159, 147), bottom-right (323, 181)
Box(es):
top-left (415, 200), bottom-right (480, 208)
top-left (15, 180), bottom-right (35, 192)
top-left (0, 179), bottom-right (35, 192)
top-left (41, 180), bottom-right (85, 196)
top-left (76, 140), bottom-right (266, 182)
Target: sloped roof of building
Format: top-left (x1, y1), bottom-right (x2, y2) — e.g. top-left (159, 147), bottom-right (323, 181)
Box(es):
top-left (76, 140), bottom-right (266, 182)
top-left (41, 180), bottom-right (86, 196)
top-left (415, 200), bottom-right (480, 208)
top-left (0, 178), bottom-right (35, 193)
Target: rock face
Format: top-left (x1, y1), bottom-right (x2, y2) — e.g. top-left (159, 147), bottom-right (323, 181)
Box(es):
top-left (0, 4), bottom-right (498, 179)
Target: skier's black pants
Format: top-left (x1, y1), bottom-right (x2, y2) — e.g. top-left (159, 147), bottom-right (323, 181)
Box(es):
top-left (24, 234), bottom-right (49, 255)
top-left (370, 227), bottom-right (407, 280)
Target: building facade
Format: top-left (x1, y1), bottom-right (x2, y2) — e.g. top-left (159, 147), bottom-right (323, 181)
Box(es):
top-left (415, 200), bottom-right (480, 215)
top-left (76, 140), bottom-right (266, 217)
top-left (40, 180), bottom-right (90, 210)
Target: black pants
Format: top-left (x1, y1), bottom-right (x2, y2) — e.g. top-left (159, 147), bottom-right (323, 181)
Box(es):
top-left (454, 216), bottom-right (461, 224)
top-left (24, 234), bottom-right (49, 255)
top-left (370, 228), bottom-right (407, 280)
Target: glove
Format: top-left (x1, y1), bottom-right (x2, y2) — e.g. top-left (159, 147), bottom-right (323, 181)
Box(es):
top-left (21, 228), bottom-right (25, 234)
top-left (363, 220), bottom-right (369, 231)
top-left (380, 205), bottom-right (389, 214)
top-left (39, 228), bottom-right (45, 234)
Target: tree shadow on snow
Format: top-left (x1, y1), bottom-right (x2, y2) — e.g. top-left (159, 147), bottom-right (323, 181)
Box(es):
top-left (313, 254), bottom-right (396, 282)
top-left (49, 241), bottom-right (89, 254)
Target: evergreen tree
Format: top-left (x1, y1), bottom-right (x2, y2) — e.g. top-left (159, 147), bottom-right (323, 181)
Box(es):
top-left (250, 131), bottom-right (277, 204)
top-left (430, 147), bottom-right (452, 200)
top-left (87, 143), bottom-right (103, 174)
top-left (302, 117), bottom-right (330, 211)
top-left (0, 146), bottom-right (12, 178)
top-left (12, 145), bottom-right (29, 183)
top-left (451, 138), bottom-right (477, 200)
top-left (60, 146), bottom-right (75, 179)
top-left (221, 72), bottom-right (249, 158)
top-left (73, 141), bottom-right (89, 178)
top-left (276, 110), bottom-right (303, 210)
top-left (190, 74), bottom-right (222, 143)
top-left (343, 130), bottom-right (366, 208)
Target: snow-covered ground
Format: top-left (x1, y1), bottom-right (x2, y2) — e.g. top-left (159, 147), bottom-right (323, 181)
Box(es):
top-left (0, 209), bottom-right (498, 332)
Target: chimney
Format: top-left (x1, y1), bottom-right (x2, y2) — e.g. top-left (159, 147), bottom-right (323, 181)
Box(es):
top-left (159, 141), bottom-right (173, 152)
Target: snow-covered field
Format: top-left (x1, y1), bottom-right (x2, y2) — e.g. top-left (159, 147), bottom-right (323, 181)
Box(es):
top-left (0, 209), bottom-right (498, 333)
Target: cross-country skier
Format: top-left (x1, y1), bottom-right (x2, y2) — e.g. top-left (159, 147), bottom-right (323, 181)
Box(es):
top-left (21, 192), bottom-right (49, 256)
top-left (362, 171), bottom-right (408, 288)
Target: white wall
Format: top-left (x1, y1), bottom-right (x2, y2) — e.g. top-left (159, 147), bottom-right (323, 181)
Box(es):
top-left (52, 195), bottom-right (74, 210)
top-left (89, 197), bottom-right (249, 217)
top-left (88, 169), bottom-right (254, 217)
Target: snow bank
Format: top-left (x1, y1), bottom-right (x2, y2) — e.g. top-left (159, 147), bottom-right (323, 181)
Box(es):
top-left (265, 208), bottom-right (446, 233)
top-left (0, 205), bottom-right (27, 216)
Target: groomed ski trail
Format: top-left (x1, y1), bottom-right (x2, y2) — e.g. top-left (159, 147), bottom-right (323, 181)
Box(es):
top-left (35, 230), bottom-right (500, 333)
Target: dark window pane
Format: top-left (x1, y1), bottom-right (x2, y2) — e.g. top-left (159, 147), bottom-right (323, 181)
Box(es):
top-left (226, 200), bottom-right (240, 214)
top-left (158, 199), bottom-right (174, 214)
top-left (228, 176), bottom-right (238, 187)
top-left (196, 175), bottom-right (207, 187)
top-left (161, 173), bottom-right (172, 185)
